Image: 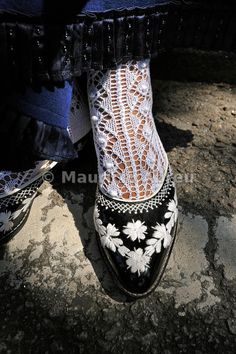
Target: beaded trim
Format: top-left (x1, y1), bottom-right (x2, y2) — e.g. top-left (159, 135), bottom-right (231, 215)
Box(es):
top-left (96, 168), bottom-right (174, 214)
top-left (0, 178), bottom-right (42, 210)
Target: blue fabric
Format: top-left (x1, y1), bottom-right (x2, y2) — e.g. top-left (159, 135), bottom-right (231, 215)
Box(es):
top-left (14, 83), bottom-right (73, 129)
top-left (0, 0), bottom-right (169, 14)
top-left (82, 0), bottom-right (168, 12)
top-left (0, 0), bottom-right (43, 15)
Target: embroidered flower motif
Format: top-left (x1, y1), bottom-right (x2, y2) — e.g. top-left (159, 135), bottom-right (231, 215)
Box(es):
top-left (164, 192), bottom-right (178, 220)
top-left (94, 205), bottom-right (100, 221)
top-left (94, 217), bottom-right (106, 236)
top-left (94, 206), bottom-right (106, 235)
top-left (164, 192), bottom-right (178, 233)
top-left (12, 195), bottom-right (35, 219)
top-left (126, 248), bottom-right (150, 276)
top-left (94, 205), bottom-right (123, 252)
top-left (118, 245), bottom-right (130, 257)
top-left (94, 186), bottom-right (178, 276)
top-left (23, 196), bottom-right (33, 211)
top-left (145, 223), bottom-right (172, 256)
top-left (100, 223), bottom-right (123, 253)
top-left (123, 219), bottom-right (147, 242)
top-left (0, 211), bottom-right (14, 234)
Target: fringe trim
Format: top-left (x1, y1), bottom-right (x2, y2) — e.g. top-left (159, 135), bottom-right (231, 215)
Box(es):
top-left (0, 2), bottom-right (235, 87)
top-left (0, 108), bottom-right (77, 170)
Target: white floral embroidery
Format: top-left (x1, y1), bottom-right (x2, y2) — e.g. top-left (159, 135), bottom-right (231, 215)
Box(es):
top-left (145, 223), bottom-right (172, 256)
top-left (126, 248), bottom-right (150, 276)
top-left (0, 211), bottom-right (14, 234)
top-left (12, 196), bottom-right (34, 219)
top-left (118, 245), bottom-right (130, 257)
top-left (94, 205), bottom-right (100, 220)
top-left (164, 192), bottom-right (178, 233)
top-left (94, 217), bottom-right (106, 235)
top-left (94, 193), bottom-right (178, 276)
top-left (164, 192), bottom-right (178, 220)
top-left (144, 194), bottom-right (178, 256)
top-left (100, 223), bottom-right (123, 253)
top-left (123, 219), bottom-right (147, 242)
top-left (0, 193), bottom-right (37, 236)
top-left (93, 206), bottom-right (106, 235)
top-left (94, 205), bottom-right (124, 253)
top-left (22, 197), bottom-right (32, 212)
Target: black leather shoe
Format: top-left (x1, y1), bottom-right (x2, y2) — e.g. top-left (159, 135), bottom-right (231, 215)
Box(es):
top-left (0, 177), bottom-right (44, 245)
top-left (94, 166), bottom-right (178, 298)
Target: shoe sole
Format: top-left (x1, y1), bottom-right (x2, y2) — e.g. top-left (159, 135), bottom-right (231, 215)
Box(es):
top-left (96, 220), bottom-right (178, 300)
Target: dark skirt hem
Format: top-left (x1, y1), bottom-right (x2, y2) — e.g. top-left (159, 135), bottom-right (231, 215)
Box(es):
top-left (0, 1), bottom-right (235, 89)
top-left (0, 108), bottom-right (77, 171)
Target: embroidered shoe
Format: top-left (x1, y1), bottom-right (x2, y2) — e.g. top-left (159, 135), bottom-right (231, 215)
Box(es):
top-left (0, 177), bottom-right (44, 245)
top-left (94, 166), bottom-right (178, 298)
top-left (0, 159), bottom-right (59, 245)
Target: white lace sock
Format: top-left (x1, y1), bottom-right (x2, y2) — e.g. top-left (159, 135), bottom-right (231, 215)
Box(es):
top-left (0, 81), bottom-right (91, 198)
top-left (87, 59), bottom-right (168, 202)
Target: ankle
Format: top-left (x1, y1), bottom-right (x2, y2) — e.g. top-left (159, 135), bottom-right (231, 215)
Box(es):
top-left (88, 59), bottom-right (168, 201)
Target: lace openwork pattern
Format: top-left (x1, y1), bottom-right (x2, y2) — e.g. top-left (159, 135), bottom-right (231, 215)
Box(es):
top-left (0, 161), bottom-right (53, 198)
top-left (88, 59), bottom-right (168, 201)
top-left (96, 167), bottom-right (173, 214)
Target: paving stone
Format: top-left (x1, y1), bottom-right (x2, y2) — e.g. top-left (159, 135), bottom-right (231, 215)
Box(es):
top-left (215, 215), bottom-right (236, 280)
top-left (158, 211), bottom-right (220, 309)
top-left (0, 185), bottom-right (99, 299)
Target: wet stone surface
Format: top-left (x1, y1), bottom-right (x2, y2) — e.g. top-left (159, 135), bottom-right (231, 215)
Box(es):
top-left (0, 79), bottom-right (236, 353)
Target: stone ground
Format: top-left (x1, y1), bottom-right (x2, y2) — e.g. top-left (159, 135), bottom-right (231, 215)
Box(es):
top-left (0, 55), bottom-right (236, 353)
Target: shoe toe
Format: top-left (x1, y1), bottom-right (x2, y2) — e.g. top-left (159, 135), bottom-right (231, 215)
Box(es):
top-left (95, 167), bottom-right (178, 298)
top-left (98, 220), bottom-right (177, 297)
